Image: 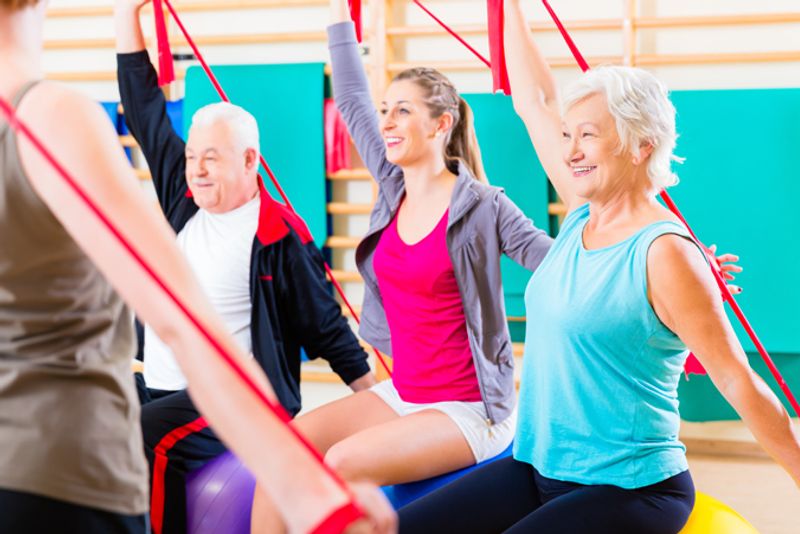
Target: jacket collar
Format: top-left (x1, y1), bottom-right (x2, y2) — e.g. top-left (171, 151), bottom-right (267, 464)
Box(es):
top-left (447, 161), bottom-right (482, 229)
top-left (255, 179), bottom-right (313, 247)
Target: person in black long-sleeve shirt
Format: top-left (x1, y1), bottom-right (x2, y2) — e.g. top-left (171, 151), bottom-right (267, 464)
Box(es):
top-left (115, 6), bottom-right (375, 532)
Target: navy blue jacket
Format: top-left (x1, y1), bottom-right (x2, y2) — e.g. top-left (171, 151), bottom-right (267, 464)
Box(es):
top-left (118, 51), bottom-right (369, 416)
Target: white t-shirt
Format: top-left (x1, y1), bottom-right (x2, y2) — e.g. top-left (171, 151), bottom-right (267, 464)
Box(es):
top-left (144, 197), bottom-right (260, 391)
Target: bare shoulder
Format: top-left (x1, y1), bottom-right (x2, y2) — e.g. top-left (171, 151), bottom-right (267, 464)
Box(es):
top-left (18, 82), bottom-right (113, 140)
top-left (647, 231), bottom-right (711, 291)
top-left (15, 82), bottom-right (133, 199)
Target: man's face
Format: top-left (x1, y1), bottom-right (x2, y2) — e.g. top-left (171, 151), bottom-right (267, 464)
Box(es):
top-left (185, 120), bottom-right (258, 213)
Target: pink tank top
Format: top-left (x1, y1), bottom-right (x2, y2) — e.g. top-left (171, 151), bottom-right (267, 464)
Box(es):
top-left (373, 208), bottom-right (482, 403)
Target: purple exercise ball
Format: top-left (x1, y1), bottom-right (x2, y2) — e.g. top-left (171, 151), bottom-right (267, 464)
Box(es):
top-left (185, 451), bottom-right (256, 534)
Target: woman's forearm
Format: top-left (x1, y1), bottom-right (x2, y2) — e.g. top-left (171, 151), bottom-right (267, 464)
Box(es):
top-left (717, 368), bottom-right (800, 486)
top-left (503, 0), bottom-right (559, 113)
top-left (330, 0), bottom-right (350, 24)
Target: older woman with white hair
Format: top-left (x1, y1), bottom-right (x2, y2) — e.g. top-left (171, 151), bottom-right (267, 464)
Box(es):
top-left (397, 1), bottom-right (800, 532)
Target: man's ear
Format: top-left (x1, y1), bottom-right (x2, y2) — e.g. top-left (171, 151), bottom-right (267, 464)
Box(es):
top-left (244, 147), bottom-right (259, 170)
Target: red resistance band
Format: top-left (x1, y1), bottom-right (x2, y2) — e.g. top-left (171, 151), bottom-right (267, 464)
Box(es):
top-left (486, 0), bottom-right (511, 95)
top-left (159, 0), bottom-right (393, 377)
top-left (412, 1), bottom-right (508, 94)
top-left (540, 0), bottom-right (800, 416)
top-left (349, 0), bottom-right (363, 43)
top-left (411, 2), bottom-right (494, 76)
top-left (0, 96), bottom-right (364, 533)
top-left (152, 0), bottom-right (175, 86)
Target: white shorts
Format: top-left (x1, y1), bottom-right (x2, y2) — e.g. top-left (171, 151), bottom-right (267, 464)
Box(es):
top-left (369, 380), bottom-right (516, 463)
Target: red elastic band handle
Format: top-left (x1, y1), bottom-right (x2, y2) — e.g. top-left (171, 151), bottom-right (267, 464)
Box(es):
top-left (310, 501), bottom-right (366, 534)
top-left (152, 0), bottom-right (175, 86)
top-left (349, 0), bottom-right (363, 43)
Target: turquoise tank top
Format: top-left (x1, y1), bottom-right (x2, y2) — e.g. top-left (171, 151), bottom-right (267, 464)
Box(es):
top-left (515, 203), bottom-right (700, 489)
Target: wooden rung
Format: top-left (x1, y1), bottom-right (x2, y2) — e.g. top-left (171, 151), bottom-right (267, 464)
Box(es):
top-left (46, 5), bottom-right (114, 18)
top-left (327, 168), bottom-right (373, 181)
top-left (326, 236), bottom-right (361, 249)
top-left (387, 56), bottom-right (620, 72)
top-left (44, 37), bottom-right (118, 50)
top-left (46, 0), bottom-right (326, 18)
top-left (636, 12), bottom-right (800, 29)
top-left (328, 269), bottom-right (362, 283)
top-left (131, 359), bottom-right (144, 374)
top-left (636, 51), bottom-right (800, 66)
top-left (119, 135), bottom-right (138, 148)
top-left (134, 168), bottom-right (152, 181)
top-left (508, 316), bottom-right (525, 323)
top-left (340, 304), bottom-right (362, 318)
top-left (513, 343), bottom-right (524, 357)
top-left (300, 370), bottom-right (343, 384)
top-left (45, 71), bottom-right (119, 82)
top-left (327, 202), bottom-right (373, 215)
top-left (170, 0), bottom-right (328, 12)
top-left (388, 19), bottom-right (621, 37)
top-left (548, 202), bottom-right (567, 216)
top-left (174, 31), bottom-right (327, 47)
top-left (45, 70), bottom-right (186, 83)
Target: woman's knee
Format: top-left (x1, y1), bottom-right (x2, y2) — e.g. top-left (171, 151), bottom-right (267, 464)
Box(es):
top-left (323, 440), bottom-right (366, 481)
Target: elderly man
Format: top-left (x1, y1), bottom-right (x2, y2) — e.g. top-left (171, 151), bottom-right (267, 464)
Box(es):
top-left (115, 2), bottom-right (375, 532)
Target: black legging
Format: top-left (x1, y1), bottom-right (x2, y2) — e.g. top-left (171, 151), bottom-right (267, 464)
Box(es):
top-left (0, 488), bottom-right (146, 534)
top-left (399, 456), bottom-right (695, 534)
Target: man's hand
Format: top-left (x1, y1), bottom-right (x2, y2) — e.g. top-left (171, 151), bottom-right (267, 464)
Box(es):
top-left (114, 0), bottom-right (151, 53)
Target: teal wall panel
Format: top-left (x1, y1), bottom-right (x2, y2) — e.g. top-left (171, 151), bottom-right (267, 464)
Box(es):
top-left (669, 88), bottom-right (800, 355)
top-left (465, 93), bottom-right (551, 319)
top-left (184, 63), bottom-right (328, 249)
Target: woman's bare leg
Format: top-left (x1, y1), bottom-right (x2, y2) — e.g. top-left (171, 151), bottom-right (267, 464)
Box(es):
top-left (251, 389), bottom-right (399, 533)
top-left (324, 409), bottom-right (476, 486)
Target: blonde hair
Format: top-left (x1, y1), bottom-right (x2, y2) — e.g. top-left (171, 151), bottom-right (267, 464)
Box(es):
top-left (393, 68), bottom-right (487, 183)
top-left (563, 65), bottom-right (683, 193)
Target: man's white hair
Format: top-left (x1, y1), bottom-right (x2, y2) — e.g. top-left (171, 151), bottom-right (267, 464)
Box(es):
top-left (190, 102), bottom-right (260, 160)
top-left (562, 65), bottom-right (683, 193)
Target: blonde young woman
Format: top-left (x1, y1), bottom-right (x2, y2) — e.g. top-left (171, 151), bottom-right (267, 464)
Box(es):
top-left (0, 2), bottom-right (393, 532)
top-left (249, 0), bottom-right (556, 527)
top-left (396, 1), bottom-right (800, 532)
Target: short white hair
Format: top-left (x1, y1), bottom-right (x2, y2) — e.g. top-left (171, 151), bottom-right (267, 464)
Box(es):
top-left (562, 66), bottom-right (683, 193)
top-left (190, 102), bottom-right (260, 159)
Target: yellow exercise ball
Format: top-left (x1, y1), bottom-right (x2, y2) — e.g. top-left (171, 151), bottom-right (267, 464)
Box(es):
top-left (679, 492), bottom-right (759, 533)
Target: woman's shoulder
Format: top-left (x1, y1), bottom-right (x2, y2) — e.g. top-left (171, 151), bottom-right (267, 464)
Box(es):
top-left (18, 81), bottom-right (104, 129)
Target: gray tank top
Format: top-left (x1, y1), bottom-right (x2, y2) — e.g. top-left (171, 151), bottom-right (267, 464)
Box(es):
top-left (0, 81), bottom-right (148, 515)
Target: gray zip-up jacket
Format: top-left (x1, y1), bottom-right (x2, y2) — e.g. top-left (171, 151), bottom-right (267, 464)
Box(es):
top-left (329, 22), bottom-right (554, 423)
